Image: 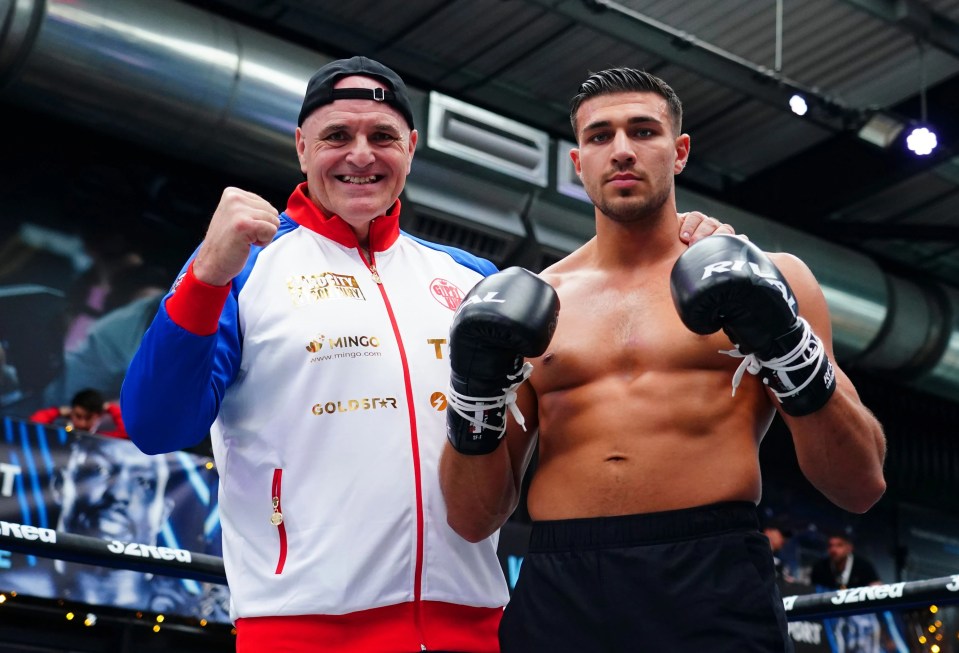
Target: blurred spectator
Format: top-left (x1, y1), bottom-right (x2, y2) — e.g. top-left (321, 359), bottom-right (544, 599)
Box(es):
top-left (811, 531), bottom-right (884, 653)
top-left (811, 531), bottom-right (880, 591)
top-left (43, 292), bottom-right (164, 408)
top-left (764, 520), bottom-right (796, 584)
top-left (30, 387), bottom-right (127, 438)
top-left (64, 256), bottom-right (170, 352)
top-left (0, 284), bottom-right (66, 412)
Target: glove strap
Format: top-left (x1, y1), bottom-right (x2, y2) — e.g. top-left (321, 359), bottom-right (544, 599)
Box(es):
top-left (446, 362), bottom-right (533, 454)
top-left (720, 318), bottom-right (836, 416)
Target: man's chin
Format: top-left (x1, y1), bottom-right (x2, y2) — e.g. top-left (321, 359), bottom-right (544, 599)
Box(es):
top-left (92, 523), bottom-right (138, 542)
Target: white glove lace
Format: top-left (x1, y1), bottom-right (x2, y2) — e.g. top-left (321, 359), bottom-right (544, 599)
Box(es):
top-left (447, 361), bottom-right (534, 437)
top-left (720, 318), bottom-right (826, 401)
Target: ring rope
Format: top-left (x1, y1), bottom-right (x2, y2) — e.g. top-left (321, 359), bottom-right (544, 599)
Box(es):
top-left (4, 518), bottom-right (959, 622)
top-left (0, 519), bottom-right (226, 585)
top-left (783, 574), bottom-right (959, 620)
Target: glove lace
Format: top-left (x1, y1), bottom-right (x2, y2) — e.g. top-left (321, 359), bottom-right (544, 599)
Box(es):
top-left (447, 362), bottom-right (534, 437)
top-left (720, 318), bottom-right (826, 401)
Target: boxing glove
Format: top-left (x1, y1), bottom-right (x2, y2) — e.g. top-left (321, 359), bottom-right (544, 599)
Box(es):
top-left (670, 234), bottom-right (835, 416)
top-left (447, 267), bottom-right (559, 455)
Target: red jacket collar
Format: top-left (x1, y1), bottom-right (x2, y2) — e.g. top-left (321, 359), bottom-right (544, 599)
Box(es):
top-left (284, 182), bottom-right (401, 252)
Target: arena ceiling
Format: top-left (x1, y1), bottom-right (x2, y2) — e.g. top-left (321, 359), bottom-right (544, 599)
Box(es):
top-left (182, 0), bottom-right (959, 286)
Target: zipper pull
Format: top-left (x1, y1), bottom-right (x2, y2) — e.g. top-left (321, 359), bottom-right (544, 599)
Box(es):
top-left (369, 264), bottom-right (382, 284)
top-left (270, 496), bottom-right (283, 526)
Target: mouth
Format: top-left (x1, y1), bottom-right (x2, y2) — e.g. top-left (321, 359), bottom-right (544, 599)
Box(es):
top-left (337, 175), bottom-right (382, 184)
top-left (94, 508), bottom-right (137, 540)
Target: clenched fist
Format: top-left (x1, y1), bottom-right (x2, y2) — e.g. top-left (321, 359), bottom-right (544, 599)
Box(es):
top-left (192, 187), bottom-right (280, 286)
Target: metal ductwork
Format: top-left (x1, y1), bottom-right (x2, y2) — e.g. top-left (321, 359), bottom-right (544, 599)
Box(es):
top-left (0, 0), bottom-right (317, 189)
top-left (2, 0), bottom-right (959, 404)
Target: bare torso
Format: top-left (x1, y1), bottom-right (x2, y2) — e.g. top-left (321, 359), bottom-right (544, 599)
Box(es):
top-left (526, 239), bottom-right (777, 520)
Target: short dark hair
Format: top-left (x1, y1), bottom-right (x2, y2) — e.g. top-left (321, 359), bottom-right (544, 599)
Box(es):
top-left (569, 67), bottom-right (683, 137)
top-left (71, 388), bottom-right (104, 414)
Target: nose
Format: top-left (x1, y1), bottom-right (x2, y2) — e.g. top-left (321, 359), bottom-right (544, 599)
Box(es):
top-left (345, 135), bottom-right (375, 168)
top-left (610, 130), bottom-right (635, 167)
top-left (106, 466), bottom-right (132, 502)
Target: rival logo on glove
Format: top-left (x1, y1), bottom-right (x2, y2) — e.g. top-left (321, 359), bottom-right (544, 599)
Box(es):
top-left (458, 291), bottom-right (507, 309)
top-left (701, 259), bottom-right (796, 313)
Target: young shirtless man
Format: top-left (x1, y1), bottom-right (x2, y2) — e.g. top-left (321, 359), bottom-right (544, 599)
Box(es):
top-left (439, 67), bottom-right (887, 652)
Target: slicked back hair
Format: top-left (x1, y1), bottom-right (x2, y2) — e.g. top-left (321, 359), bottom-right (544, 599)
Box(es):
top-left (570, 67), bottom-right (683, 138)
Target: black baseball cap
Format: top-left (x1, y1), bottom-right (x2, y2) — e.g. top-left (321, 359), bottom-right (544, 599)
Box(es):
top-left (297, 56), bottom-right (415, 129)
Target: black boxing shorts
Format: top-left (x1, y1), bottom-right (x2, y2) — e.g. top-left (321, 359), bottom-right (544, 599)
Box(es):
top-left (499, 502), bottom-right (793, 653)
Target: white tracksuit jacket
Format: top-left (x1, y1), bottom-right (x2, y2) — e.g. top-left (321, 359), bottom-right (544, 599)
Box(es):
top-left (122, 183), bottom-right (509, 651)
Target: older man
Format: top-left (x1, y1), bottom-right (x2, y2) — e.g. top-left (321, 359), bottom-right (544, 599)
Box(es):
top-left (122, 56), bottom-right (730, 652)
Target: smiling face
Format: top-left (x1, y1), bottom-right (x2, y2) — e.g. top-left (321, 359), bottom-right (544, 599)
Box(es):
top-left (570, 91), bottom-right (689, 225)
top-left (295, 75), bottom-right (418, 244)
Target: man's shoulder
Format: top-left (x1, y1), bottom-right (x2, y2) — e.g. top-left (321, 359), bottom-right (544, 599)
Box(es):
top-left (400, 232), bottom-right (498, 276)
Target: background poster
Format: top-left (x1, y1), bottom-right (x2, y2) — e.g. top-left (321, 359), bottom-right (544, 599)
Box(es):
top-left (0, 417), bottom-right (229, 622)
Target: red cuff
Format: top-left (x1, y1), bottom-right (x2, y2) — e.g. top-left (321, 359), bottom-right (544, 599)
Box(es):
top-left (165, 262), bottom-right (232, 336)
top-left (29, 407), bottom-right (63, 424)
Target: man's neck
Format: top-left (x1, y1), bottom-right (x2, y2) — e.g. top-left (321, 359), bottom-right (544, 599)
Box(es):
top-left (593, 210), bottom-right (684, 269)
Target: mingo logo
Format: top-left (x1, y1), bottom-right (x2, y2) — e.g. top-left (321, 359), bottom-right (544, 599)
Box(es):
top-left (430, 278), bottom-right (465, 311)
top-left (288, 272), bottom-right (365, 306)
top-left (306, 334), bottom-right (383, 362)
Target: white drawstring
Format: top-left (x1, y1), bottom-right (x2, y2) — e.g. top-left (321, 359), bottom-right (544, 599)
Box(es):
top-left (447, 361), bottom-right (534, 437)
top-left (720, 318), bottom-right (825, 401)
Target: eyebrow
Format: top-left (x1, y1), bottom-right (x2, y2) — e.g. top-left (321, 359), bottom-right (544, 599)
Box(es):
top-left (319, 122), bottom-right (403, 134)
top-left (581, 115), bottom-right (662, 134)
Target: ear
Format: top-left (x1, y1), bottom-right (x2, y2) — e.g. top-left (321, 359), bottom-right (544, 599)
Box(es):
top-left (570, 148), bottom-right (582, 176)
top-left (674, 133), bottom-right (690, 175)
top-left (162, 497), bottom-right (175, 525)
top-left (295, 126), bottom-right (308, 174)
top-left (407, 129), bottom-right (419, 173)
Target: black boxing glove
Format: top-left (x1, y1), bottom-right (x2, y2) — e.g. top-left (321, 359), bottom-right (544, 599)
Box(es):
top-left (670, 234), bottom-right (835, 416)
top-left (447, 267), bottom-right (559, 455)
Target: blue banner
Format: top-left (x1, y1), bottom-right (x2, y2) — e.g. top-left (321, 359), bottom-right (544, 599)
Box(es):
top-left (0, 417), bottom-right (230, 622)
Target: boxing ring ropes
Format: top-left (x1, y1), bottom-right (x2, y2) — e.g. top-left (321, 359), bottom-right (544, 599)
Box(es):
top-left (2, 520), bottom-right (959, 623)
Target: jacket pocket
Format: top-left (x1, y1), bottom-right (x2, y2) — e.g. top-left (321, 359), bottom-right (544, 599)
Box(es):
top-left (271, 468), bottom-right (288, 574)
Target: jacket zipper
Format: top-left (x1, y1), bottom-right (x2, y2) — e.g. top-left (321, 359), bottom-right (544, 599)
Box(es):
top-left (272, 467), bottom-right (288, 574)
top-left (359, 241), bottom-right (428, 649)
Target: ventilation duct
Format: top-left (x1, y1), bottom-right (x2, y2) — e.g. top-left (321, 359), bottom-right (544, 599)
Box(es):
top-left (427, 91), bottom-right (550, 187)
top-left (0, 0), bottom-right (321, 189)
top-left (2, 0), bottom-right (959, 404)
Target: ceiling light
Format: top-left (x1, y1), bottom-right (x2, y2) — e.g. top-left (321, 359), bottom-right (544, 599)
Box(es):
top-left (906, 40), bottom-right (938, 157)
top-left (857, 113), bottom-right (905, 149)
top-left (906, 126), bottom-right (938, 156)
top-left (789, 94), bottom-right (807, 116)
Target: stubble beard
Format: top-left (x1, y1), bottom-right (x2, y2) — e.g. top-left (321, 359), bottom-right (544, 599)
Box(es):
top-left (592, 182), bottom-right (672, 225)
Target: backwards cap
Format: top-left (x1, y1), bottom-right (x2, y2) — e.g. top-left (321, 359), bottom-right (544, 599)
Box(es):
top-left (298, 56), bottom-right (415, 129)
